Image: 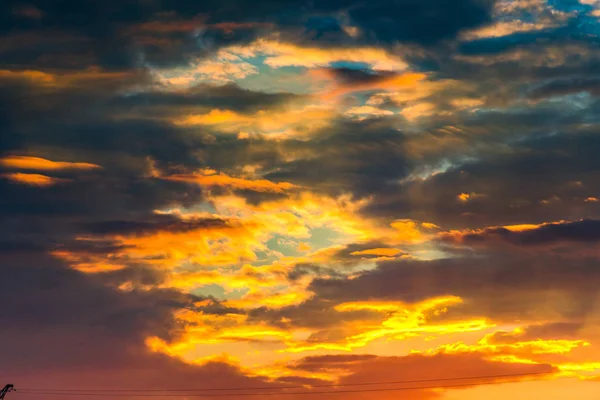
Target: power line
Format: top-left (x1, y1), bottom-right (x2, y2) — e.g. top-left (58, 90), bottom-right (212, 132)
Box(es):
top-left (18, 370), bottom-right (548, 393)
top-left (16, 378), bottom-right (547, 398)
top-left (15, 372), bottom-right (550, 397)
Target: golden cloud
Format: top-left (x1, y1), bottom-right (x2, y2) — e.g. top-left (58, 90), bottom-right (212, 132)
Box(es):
top-left (166, 169), bottom-right (300, 193)
top-left (174, 105), bottom-right (335, 136)
top-left (2, 172), bottom-right (69, 186)
top-left (0, 155), bottom-right (102, 171)
top-left (285, 296), bottom-right (493, 353)
top-left (350, 248), bottom-right (403, 257)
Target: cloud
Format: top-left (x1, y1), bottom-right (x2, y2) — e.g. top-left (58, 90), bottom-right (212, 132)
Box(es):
top-left (0, 251), bottom-right (305, 392)
top-left (438, 219), bottom-right (600, 247)
top-left (362, 130), bottom-right (600, 229)
top-left (337, 0), bottom-right (497, 45)
top-left (173, 105), bottom-right (335, 136)
top-left (291, 296), bottom-right (492, 352)
top-left (290, 352), bottom-right (554, 399)
top-left (349, 247), bottom-right (403, 257)
top-left (264, 119), bottom-right (410, 197)
top-left (113, 82), bottom-right (301, 113)
top-left (153, 58), bottom-right (259, 85)
top-left (82, 218), bottom-right (266, 269)
top-left (528, 77), bottom-right (600, 99)
top-left (0, 251), bottom-right (191, 368)
top-left (308, 253), bottom-right (600, 323)
top-left (165, 170), bottom-right (300, 193)
top-left (81, 215), bottom-right (231, 236)
top-left (322, 67), bottom-right (402, 85)
top-left (461, 20), bottom-right (555, 40)
top-left (249, 41), bottom-right (409, 71)
top-left (345, 106), bottom-right (394, 119)
top-left (0, 155), bottom-right (102, 170)
top-left (0, 0), bottom-right (495, 72)
top-left (485, 322), bottom-right (583, 344)
top-left (4, 0), bottom-right (600, 392)
top-left (0, 170), bottom-right (202, 221)
top-left (1, 172), bottom-right (69, 186)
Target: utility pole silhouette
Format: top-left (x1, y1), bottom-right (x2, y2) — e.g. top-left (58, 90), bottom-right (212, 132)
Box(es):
top-left (0, 385), bottom-right (14, 400)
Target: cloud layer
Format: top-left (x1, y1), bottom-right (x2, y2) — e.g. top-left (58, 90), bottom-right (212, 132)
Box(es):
top-left (2, 0), bottom-right (600, 399)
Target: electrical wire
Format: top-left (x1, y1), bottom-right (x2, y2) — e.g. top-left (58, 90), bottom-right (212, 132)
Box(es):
top-left (18, 371), bottom-right (549, 392)
top-left (15, 371), bottom-right (551, 397)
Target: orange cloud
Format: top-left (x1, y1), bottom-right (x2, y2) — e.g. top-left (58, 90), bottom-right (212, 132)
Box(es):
top-left (458, 192), bottom-right (471, 202)
top-left (350, 248), bottom-right (403, 257)
top-left (144, 310), bottom-right (300, 369)
top-left (400, 102), bottom-right (437, 121)
top-left (2, 172), bottom-right (69, 186)
top-left (53, 213), bottom-right (273, 275)
top-left (225, 285), bottom-right (314, 310)
top-left (315, 71), bottom-right (428, 100)
top-left (164, 264), bottom-right (295, 295)
top-left (174, 106), bottom-right (334, 136)
top-left (457, 192), bottom-right (486, 203)
top-left (285, 297), bottom-right (493, 353)
top-left (1, 68), bottom-right (134, 89)
top-left (421, 222), bottom-right (441, 230)
top-left (0, 155), bottom-right (102, 171)
top-left (366, 77), bottom-right (459, 105)
top-left (157, 39), bottom-right (408, 88)
top-left (430, 337), bottom-right (589, 363)
top-left (113, 220), bottom-right (266, 268)
top-left (389, 219), bottom-right (432, 244)
top-left (67, 192), bottom-right (381, 285)
top-left (51, 250), bottom-right (127, 273)
top-left (0, 69), bottom-right (56, 84)
top-left (235, 40), bottom-right (409, 71)
top-left (413, 325), bottom-right (592, 374)
top-left (166, 169), bottom-right (299, 193)
top-left (297, 242), bottom-right (312, 252)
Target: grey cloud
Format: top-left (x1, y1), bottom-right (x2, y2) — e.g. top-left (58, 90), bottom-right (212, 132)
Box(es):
top-left (362, 130), bottom-right (600, 229)
top-left (82, 215), bottom-right (230, 236)
top-left (528, 77), bottom-right (600, 99)
top-left (308, 253), bottom-right (600, 322)
top-left (439, 219), bottom-right (600, 247)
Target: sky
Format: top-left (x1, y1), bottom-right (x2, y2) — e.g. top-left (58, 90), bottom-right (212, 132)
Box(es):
top-left (1, 0), bottom-right (600, 399)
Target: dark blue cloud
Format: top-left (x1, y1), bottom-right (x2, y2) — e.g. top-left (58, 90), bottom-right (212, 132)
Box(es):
top-left (0, 0), bottom-right (498, 71)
